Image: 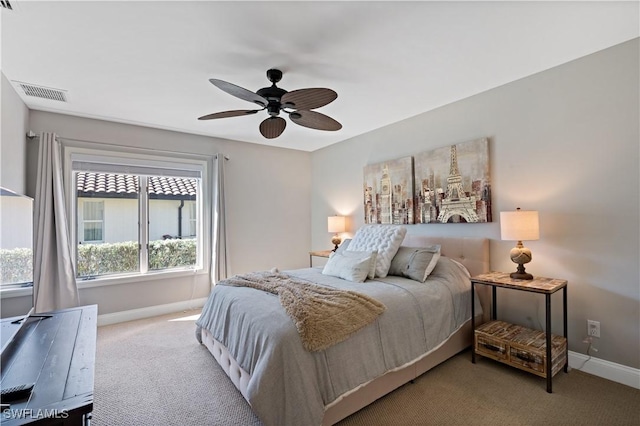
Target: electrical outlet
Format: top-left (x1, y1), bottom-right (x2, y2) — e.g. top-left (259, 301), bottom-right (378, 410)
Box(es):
top-left (587, 320), bottom-right (600, 338)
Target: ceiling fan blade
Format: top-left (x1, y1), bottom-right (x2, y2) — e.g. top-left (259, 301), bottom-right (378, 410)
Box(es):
top-left (209, 79), bottom-right (268, 107)
top-left (198, 109), bottom-right (261, 120)
top-left (290, 110), bottom-right (342, 131)
top-left (281, 88), bottom-right (337, 110)
top-left (259, 117), bottom-right (287, 139)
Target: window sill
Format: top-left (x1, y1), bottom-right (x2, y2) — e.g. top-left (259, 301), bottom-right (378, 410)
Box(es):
top-left (77, 268), bottom-right (207, 290)
top-left (1, 269), bottom-right (206, 297)
top-left (0, 286), bottom-right (34, 299)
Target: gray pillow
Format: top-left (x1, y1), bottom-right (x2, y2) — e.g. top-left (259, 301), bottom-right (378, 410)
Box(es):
top-left (388, 245), bottom-right (441, 282)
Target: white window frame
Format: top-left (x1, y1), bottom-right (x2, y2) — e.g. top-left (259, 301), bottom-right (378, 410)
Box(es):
top-left (188, 202), bottom-right (197, 237)
top-left (64, 144), bottom-right (209, 286)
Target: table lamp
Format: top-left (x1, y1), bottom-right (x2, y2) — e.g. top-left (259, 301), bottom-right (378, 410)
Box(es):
top-left (500, 208), bottom-right (539, 280)
top-left (327, 215), bottom-right (346, 251)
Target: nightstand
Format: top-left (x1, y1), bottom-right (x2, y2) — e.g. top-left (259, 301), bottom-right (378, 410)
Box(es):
top-left (309, 250), bottom-right (332, 267)
top-left (471, 272), bottom-right (568, 393)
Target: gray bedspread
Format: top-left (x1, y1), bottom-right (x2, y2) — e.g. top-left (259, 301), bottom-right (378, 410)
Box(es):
top-left (196, 257), bottom-right (477, 426)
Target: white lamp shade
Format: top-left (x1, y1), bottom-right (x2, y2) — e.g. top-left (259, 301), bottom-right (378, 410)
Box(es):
top-left (327, 216), bottom-right (346, 233)
top-left (500, 210), bottom-right (539, 241)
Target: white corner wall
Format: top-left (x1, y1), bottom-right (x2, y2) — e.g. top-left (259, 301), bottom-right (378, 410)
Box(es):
top-left (1, 73), bottom-right (29, 194)
top-left (311, 39), bottom-right (639, 369)
top-left (0, 74), bottom-right (32, 317)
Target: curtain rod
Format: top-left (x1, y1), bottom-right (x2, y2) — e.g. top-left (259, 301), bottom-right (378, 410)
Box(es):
top-left (25, 131), bottom-right (229, 160)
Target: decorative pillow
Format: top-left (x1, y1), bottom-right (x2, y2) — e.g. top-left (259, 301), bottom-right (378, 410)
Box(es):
top-left (388, 245), bottom-right (441, 282)
top-left (322, 250), bottom-right (376, 283)
top-left (343, 250), bottom-right (377, 279)
top-left (347, 225), bottom-right (407, 278)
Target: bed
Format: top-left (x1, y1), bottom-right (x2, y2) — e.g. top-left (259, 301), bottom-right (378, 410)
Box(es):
top-left (196, 232), bottom-right (490, 426)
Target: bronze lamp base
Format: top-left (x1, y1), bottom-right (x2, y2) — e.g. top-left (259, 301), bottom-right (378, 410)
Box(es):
top-left (331, 235), bottom-right (342, 252)
top-left (510, 263), bottom-right (533, 280)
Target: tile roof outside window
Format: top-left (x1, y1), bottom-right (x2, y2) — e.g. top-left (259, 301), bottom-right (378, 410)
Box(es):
top-left (76, 172), bottom-right (197, 196)
top-left (148, 176), bottom-right (197, 196)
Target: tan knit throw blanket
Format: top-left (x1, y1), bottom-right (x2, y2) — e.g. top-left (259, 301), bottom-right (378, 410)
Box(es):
top-left (220, 272), bottom-right (386, 352)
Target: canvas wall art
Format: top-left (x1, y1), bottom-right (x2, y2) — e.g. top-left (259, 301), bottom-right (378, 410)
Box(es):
top-left (414, 138), bottom-right (491, 224)
top-left (363, 156), bottom-right (414, 224)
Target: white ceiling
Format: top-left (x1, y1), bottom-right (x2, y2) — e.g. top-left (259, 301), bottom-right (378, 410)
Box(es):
top-left (2, 1), bottom-right (638, 152)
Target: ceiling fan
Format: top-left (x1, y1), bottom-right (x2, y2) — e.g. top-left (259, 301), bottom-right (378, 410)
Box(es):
top-left (198, 69), bottom-right (342, 139)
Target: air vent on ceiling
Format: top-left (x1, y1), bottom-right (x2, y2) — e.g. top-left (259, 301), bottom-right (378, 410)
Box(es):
top-left (0, 1), bottom-right (13, 10)
top-left (14, 81), bottom-right (68, 102)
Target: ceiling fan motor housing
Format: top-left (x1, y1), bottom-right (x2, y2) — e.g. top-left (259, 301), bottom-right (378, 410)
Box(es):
top-left (257, 84), bottom-right (287, 116)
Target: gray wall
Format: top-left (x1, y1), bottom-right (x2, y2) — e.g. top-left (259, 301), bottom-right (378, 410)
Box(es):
top-left (15, 111), bottom-right (311, 316)
top-left (2, 40), bottom-right (638, 369)
top-left (311, 39), bottom-right (639, 369)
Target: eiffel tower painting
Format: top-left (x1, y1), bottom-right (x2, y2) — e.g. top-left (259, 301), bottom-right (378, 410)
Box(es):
top-left (413, 138), bottom-right (491, 224)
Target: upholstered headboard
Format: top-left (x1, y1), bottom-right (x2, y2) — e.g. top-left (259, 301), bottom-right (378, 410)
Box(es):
top-left (401, 235), bottom-right (490, 277)
top-left (401, 235), bottom-right (490, 320)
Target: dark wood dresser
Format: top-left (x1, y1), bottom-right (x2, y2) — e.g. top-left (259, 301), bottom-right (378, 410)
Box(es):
top-left (1, 305), bottom-right (97, 425)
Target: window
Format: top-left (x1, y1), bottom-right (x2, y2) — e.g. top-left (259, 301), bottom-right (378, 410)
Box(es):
top-left (81, 200), bottom-right (104, 242)
top-left (0, 189), bottom-right (33, 288)
top-left (75, 172), bottom-right (140, 277)
top-left (70, 151), bottom-right (205, 280)
top-left (148, 176), bottom-right (199, 271)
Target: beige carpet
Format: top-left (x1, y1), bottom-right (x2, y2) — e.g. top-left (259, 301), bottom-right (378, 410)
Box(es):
top-left (93, 310), bottom-right (640, 426)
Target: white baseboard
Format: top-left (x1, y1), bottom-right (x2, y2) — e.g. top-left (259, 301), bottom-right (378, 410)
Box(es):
top-left (97, 297), bottom-right (208, 327)
top-left (568, 350), bottom-right (640, 389)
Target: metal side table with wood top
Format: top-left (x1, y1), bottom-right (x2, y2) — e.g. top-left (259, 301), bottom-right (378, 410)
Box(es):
top-left (309, 250), bottom-right (332, 267)
top-left (471, 272), bottom-right (568, 393)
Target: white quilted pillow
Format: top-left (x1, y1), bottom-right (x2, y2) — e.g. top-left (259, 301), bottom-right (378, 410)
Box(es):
top-left (348, 225), bottom-right (407, 277)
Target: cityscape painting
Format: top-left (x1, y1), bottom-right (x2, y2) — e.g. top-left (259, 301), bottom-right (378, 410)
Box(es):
top-left (414, 138), bottom-right (491, 224)
top-left (363, 156), bottom-right (414, 224)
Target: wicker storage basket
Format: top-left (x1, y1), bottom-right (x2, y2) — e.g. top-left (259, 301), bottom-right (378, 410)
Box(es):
top-left (475, 320), bottom-right (567, 378)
